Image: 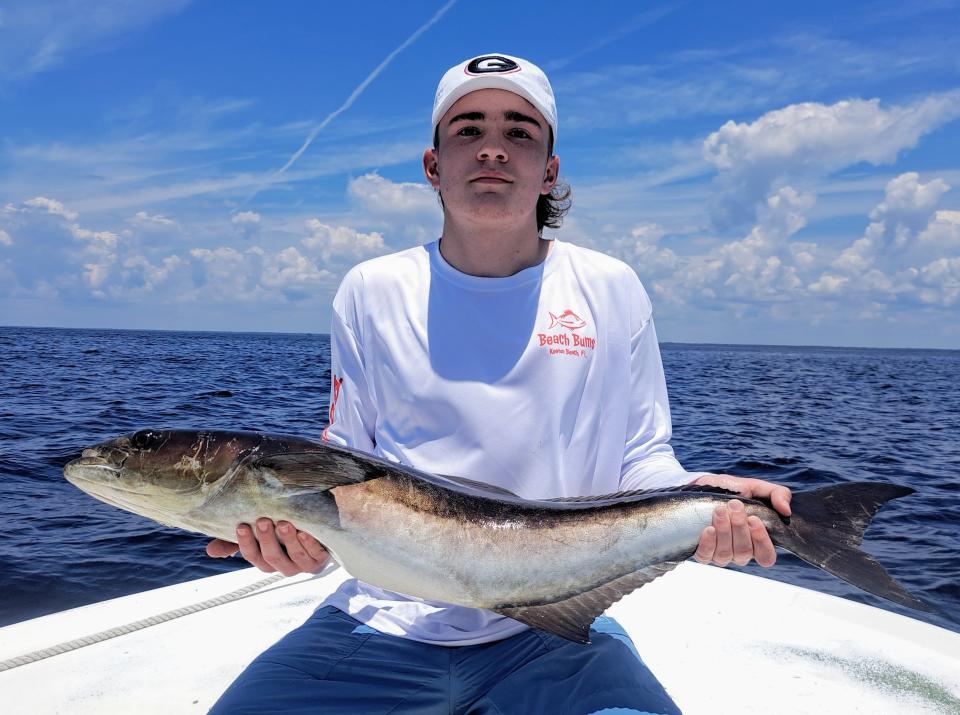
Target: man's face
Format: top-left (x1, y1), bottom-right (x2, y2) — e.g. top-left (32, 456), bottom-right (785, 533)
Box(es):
top-left (423, 88), bottom-right (559, 228)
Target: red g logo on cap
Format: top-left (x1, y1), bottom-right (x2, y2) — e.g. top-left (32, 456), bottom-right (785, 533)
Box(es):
top-left (466, 55), bottom-right (520, 75)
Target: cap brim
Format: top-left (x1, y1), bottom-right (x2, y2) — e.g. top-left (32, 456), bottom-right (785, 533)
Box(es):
top-left (432, 77), bottom-right (555, 138)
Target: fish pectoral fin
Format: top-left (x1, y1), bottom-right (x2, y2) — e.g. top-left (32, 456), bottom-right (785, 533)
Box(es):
top-left (494, 561), bottom-right (682, 645)
top-left (252, 450), bottom-right (384, 490)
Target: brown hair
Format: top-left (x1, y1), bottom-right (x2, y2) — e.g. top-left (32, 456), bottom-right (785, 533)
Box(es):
top-left (432, 128), bottom-right (572, 233)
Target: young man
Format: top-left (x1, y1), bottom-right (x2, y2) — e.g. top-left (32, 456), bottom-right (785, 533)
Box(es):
top-left (208, 53), bottom-right (791, 714)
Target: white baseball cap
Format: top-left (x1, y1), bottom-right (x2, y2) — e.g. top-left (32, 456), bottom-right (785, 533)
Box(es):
top-left (432, 53), bottom-right (557, 144)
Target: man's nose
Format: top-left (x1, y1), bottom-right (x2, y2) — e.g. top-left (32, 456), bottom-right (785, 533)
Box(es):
top-left (477, 140), bottom-right (507, 163)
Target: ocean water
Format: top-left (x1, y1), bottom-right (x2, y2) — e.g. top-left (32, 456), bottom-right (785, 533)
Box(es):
top-left (0, 326), bottom-right (957, 631)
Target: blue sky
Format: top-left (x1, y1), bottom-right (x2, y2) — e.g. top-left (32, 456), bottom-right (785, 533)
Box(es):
top-left (1, 0), bottom-right (959, 348)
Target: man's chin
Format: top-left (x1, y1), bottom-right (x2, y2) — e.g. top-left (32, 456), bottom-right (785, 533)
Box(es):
top-left (463, 205), bottom-right (526, 224)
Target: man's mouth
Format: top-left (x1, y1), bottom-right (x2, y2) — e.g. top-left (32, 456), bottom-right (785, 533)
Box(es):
top-left (471, 174), bottom-right (512, 184)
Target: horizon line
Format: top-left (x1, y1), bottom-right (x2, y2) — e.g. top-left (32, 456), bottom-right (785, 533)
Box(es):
top-left (1, 324), bottom-right (957, 353)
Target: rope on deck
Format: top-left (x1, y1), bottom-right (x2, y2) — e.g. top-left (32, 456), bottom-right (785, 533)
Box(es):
top-left (0, 573), bottom-right (286, 673)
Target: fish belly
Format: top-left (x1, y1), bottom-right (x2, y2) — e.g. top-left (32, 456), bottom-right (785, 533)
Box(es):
top-left (327, 484), bottom-right (715, 608)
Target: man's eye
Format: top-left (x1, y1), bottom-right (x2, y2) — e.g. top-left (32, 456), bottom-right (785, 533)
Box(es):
top-left (507, 129), bottom-right (531, 139)
top-left (457, 126), bottom-right (481, 136)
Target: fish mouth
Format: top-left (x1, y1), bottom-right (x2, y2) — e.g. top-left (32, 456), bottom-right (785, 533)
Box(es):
top-left (64, 456), bottom-right (123, 482)
top-left (64, 457), bottom-right (152, 496)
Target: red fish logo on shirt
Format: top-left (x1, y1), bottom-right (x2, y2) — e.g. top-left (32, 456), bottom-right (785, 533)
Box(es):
top-left (548, 310), bottom-right (587, 331)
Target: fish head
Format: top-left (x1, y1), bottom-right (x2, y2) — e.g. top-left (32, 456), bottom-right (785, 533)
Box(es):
top-left (63, 429), bottom-right (259, 525)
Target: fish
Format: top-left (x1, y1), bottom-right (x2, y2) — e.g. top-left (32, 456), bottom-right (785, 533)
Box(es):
top-left (63, 428), bottom-right (931, 644)
top-left (548, 310), bottom-right (586, 330)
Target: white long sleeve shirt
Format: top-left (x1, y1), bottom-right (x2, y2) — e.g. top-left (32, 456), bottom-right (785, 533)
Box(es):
top-left (319, 239), bottom-right (705, 645)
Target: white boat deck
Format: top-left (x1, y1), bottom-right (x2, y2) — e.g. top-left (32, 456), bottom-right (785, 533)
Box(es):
top-left (1, 562), bottom-right (957, 714)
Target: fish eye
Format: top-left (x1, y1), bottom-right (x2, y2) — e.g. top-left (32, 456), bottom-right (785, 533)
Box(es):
top-left (130, 430), bottom-right (166, 450)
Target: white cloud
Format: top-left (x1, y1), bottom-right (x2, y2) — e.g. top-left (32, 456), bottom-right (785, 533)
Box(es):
top-left (808, 273), bottom-right (848, 295)
top-left (870, 172), bottom-right (950, 220)
top-left (866, 173), bottom-right (955, 261)
top-left (0, 193), bottom-right (347, 304)
top-left (231, 210), bottom-right (261, 240)
top-left (0, 195), bottom-right (135, 297)
top-left (131, 211), bottom-right (179, 230)
top-left (347, 172), bottom-right (438, 215)
top-left (609, 186), bottom-right (819, 308)
top-left (678, 187), bottom-right (813, 303)
top-left (302, 219), bottom-right (386, 265)
top-left (185, 244), bottom-right (337, 303)
top-left (231, 211), bottom-right (261, 226)
top-left (186, 247), bottom-right (263, 302)
top-left (259, 247), bottom-right (335, 299)
top-left (0, 230), bottom-right (11, 246)
top-left (918, 257), bottom-right (960, 306)
top-left (581, 168), bottom-right (957, 337)
top-left (343, 173), bottom-right (442, 246)
top-left (811, 172), bottom-right (957, 305)
top-left (118, 254), bottom-right (184, 296)
top-left (70, 225), bottom-right (122, 295)
top-left (833, 222), bottom-right (885, 274)
top-left (71, 225), bottom-right (120, 248)
top-left (20, 196), bottom-right (78, 220)
top-left (703, 92), bottom-right (960, 229)
top-left (918, 210), bottom-right (960, 253)
top-left (704, 94), bottom-right (960, 170)
top-left (610, 222), bottom-right (680, 294)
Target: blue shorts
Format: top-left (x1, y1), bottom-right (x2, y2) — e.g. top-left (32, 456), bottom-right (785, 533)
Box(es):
top-left (209, 606), bottom-right (681, 715)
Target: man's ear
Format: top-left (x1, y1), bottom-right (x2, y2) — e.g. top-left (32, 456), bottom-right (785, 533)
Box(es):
top-left (541, 155), bottom-right (560, 193)
top-left (423, 148), bottom-right (440, 189)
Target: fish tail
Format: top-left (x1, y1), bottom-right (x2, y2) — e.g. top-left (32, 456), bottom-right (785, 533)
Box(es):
top-left (769, 483), bottom-right (931, 612)
top-left (548, 312), bottom-right (558, 329)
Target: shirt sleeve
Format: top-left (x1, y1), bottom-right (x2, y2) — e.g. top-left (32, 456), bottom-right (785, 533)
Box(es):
top-left (321, 274), bottom-right (378, 453)
top-left (619, 295), bottom-right (708, 490)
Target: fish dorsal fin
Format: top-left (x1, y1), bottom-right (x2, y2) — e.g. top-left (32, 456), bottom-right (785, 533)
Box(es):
top-left (436, 474), bottom-right (523, 499)
top-left (545, 483), bottom-right (742, 505)
top-left (494, 561), bottom-right (682, 644)
top-left (249, 445), bottom-right (526, 497)
top-left (251, 449), bottom-right (389, 490)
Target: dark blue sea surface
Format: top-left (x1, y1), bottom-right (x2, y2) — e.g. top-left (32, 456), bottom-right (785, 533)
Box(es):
top-left (0, 327), bottom-right (957, 631)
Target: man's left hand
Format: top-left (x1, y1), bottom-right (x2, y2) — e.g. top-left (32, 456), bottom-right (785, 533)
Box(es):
top-left (690, 474), bottom-right (792, 568)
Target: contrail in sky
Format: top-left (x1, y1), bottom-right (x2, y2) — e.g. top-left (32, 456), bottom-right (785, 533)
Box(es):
top-left (242, 0), bottom-right (458, 206)
top-left (545, 2), bottom-right (685, 71)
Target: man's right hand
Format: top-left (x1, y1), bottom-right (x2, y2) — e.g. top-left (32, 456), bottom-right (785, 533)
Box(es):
top-left (206, 518), bottom-right (330, 577)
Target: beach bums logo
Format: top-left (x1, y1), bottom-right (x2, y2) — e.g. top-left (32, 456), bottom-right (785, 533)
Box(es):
top-left (538, 309), bottom-right (595, 357)
top-left (466, 55), bottom-right (520, 75)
